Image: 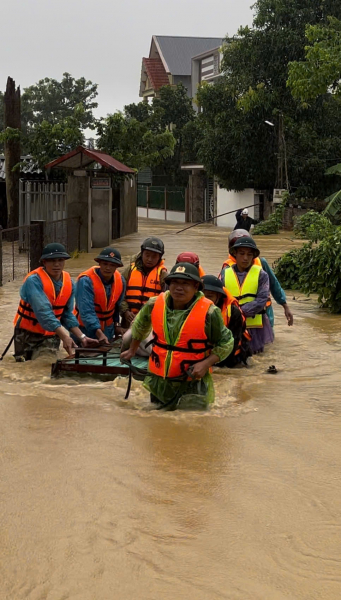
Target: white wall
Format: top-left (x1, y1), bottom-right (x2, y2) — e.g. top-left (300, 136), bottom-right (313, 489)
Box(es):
top-left (216, 188), bottom-right (256, 229)
top-left (137, 207), bottom-right (185, 223)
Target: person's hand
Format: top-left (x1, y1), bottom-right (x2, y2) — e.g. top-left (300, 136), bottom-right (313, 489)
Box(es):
top-left (120, 348), bottom-right (136, 362)
top-left (81, 336), bottom-right (99, 348)
top-left (115, 326), bottom-right (127, 338)
top-left (189, 360), bottom-right (210, 380)
top-left (283, 304), bottom-right (294, 326)
top-left (96, 329), bottom-right (109, 344)
top-left (124, 311), bottom-right (135, 324)
top-left (63, 336), bottom-right (77, 356)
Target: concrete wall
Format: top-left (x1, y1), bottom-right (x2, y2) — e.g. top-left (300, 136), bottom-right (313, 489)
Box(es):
top-left (67, 174), bottom-right (91, 252)
top-left (216, 187), bottom-right (255, 229)
top-left (138, 207), bottom-right (185, 222)
top-left (91, 188), bottom-right (112, 248)
top-left (119, 176), bottom-right (137, 238)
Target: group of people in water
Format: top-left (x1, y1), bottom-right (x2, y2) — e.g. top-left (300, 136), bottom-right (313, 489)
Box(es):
top-left (12, 223), bottom-right (293, 409)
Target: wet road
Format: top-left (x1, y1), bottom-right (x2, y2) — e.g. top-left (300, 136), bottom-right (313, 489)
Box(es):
top-left (1, 220), bottom-right (341, 600)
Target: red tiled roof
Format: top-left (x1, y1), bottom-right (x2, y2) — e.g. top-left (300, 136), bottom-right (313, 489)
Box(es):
top-left (143, 57), bottom-right (169, 91)
top-left (45, 146), bottom-right (135, 174)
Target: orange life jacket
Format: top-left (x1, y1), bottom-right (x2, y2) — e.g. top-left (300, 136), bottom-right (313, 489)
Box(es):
top-left (14, 267), bottom-right (73, 336)
top-left (75, 266), bottom-right (124, 330)
top-left (149, 292), bottom-right (213, 379)
top-left (126, 260), bottom-right (165, 314)
top-left (221, 255), bottom-right (271, 309)
top-left (220, 287), bottom-right (240, 327)
top-left (198, 265), bottom-right (206, 277)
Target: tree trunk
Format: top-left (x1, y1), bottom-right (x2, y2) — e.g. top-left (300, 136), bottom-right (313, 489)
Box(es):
top-left (4, 77), bottom-right (21, 228)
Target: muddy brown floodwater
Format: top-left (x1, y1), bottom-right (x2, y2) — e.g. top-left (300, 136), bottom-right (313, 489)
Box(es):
top-left (1, 219), bottom-right (341, 600)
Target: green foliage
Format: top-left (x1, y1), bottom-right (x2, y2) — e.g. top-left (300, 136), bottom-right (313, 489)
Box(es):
top-left (253, 199), bottom-right (287, 235)
top-left (0, 127), bottom-right (22, 143)
top-left (98, 85), bottom-right (193, 179)
top-left (288, 17), bottom-right (341, 102)
top-left (22, 73), bottom-right (98, 132)
top-left (25, 108), bottom-right (85, 170)
top-left (274, 244), bottom-right (313, 290)
top-left (324, 189), bottom-right (341, 224)
top-left (96, 112), bottom-right (175, 171)
top-left (293, 210), bottom-right (334, 241)
top-left (195, 0), bottom-right (341, 198)
top-left (275, 228), bottom-right (341, 312)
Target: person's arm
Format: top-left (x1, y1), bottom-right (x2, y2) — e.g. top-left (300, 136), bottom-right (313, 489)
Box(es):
top-left (260, 258), bottom-right (293, 325)
top-left (120, 264), bottom-right (134, 320)
top-left (120, 297), bottom-right (156, 360)
top-left (60, 280), bottom-right (82, 331)
top-left (73, 276), bottom-right (103, 334)
top-left (113, 276), bottom-right (126, 335)
top-left (22, 275), bottom-right (63, 333)
top-left (250, 218), bottom-right (259, 225)
top-left (260, 257), bottom-right (286, 304)
top-left (241, 270), bottom-right (270, 317)
top-left (190, 305), bottom-right (234, 379)
top-left (235, 209), bottom-right (242, 219)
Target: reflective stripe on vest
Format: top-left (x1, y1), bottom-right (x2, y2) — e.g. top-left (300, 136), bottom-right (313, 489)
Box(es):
top-left (224, 265), bottom-right (263, 328)
top-left (13, 267), bottom-right (73, 336)
top-left (126, 261), bottom-right (165, 314)
top-left (75, 267), bottom-right (124, 330)
top-left (221, 255), bottom-right (272, 311)
top-left (149, 292), bottom-right (213, 379)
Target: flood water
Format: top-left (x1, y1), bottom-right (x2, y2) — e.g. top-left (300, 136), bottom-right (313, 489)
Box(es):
top-left (1, 220), bottom-right (341, 600)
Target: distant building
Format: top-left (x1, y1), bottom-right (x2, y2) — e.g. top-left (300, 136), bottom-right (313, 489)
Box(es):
top-left (191, 46), bottom-right (223, 111)
top-left (139, 35), bottom-right (223, 101)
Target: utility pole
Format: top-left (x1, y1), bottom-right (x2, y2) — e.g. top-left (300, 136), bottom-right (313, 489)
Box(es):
top-left (277, 112), bottom-right (289, 191)
top-left (4, 77), bottom-right (21, 228)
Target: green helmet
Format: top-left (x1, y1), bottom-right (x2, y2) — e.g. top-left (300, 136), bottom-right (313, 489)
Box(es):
top-left (40, 243), bottom-right (70, 261)
top-left (141, 237), bottom-right (164, 255)
top-left (230, 236), bottom-right (260, 257)
top-left (165, 262), bottom-right (203, 288)
top-left (94, 247), bottom-right (123, 266)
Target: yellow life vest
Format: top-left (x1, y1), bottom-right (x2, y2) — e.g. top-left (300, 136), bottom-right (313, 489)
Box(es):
top-left (224, 264), bottom-right (263, 328)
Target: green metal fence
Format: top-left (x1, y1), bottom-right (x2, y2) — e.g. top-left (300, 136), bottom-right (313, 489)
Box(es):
top-left (137, 185), bottom-right (186, 213)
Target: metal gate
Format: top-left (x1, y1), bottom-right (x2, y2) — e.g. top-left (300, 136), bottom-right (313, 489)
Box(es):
top-left (19, 180), bottom-right (67, 227)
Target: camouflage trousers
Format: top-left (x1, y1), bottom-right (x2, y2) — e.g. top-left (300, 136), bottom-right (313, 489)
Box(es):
top-left (14, 327), bottom-right (60, 361)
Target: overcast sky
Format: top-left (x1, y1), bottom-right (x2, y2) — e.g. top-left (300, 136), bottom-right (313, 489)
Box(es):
top-left (2, 0), bottom-right (254, 119)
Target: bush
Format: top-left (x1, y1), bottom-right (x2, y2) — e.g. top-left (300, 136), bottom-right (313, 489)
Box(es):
top-left (293, 210), bottom-right (334, 242)
top-left (253, 199), bottom-right (287, 235)
top-left (275, 227), bottom-right (341, 312)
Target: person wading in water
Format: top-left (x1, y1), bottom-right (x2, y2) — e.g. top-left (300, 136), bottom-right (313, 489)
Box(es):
top-left (13, 243), bottom-right (97, 361)
top-left (234, 208), bottom-right (258, 232)
top-left (220, 229), bottom-right (294, 329)
top-left (121, 237), bottom-right (168, 355)
top-left (221, 237), bottom-right (274, 354)
top-left (120, 262), bottom-right (234, 409)
top-left (202, 275), bottom-right (251, 367)
top-left (74, 247), bottom-right (126, 344)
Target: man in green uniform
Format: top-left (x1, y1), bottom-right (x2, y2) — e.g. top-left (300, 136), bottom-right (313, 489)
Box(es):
top-left (121, 263), bottom-right (234, 409)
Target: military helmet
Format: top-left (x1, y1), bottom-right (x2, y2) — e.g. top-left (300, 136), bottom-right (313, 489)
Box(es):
top-left (40, 243), bottom-right (70, 261)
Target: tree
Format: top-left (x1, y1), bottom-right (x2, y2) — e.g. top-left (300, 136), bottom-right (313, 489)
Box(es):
top-left (4, 77), bottom-right (21, 228)
top-left (195, 0), bottom-right (341, 198)
top-left (124, 84), bottom-right (195, 183)
top-left (25, 105), bottom-right (85, 170)
top-left (22, 72), bottom-right (98, 132)
top-left (96, 112), bottom-right (175, 170)
top-left (287, 17), bottom-right (341, 101)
